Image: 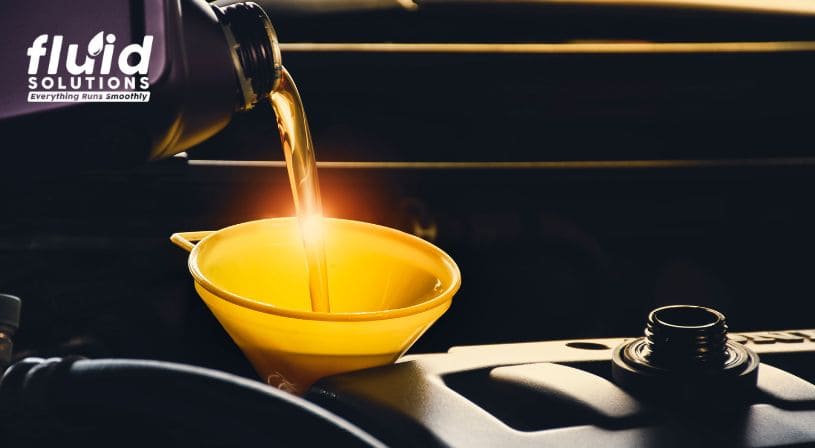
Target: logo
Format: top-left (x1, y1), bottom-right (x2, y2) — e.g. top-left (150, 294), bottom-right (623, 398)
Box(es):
top-left (26, 32), bottom-right (153, 103)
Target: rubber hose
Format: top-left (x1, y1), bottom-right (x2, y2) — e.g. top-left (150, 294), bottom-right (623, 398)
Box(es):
top-left (0, 357), bottom-right (384, 447)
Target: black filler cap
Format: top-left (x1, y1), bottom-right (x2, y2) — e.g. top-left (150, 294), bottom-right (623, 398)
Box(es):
top-left (0, 294), bottom-right (21, 330)
top-left (612, 305), bottom-right (759, 402)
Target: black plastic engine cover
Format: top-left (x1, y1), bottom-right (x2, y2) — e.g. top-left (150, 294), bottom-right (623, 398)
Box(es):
top-left (308, 331), bottom-right (815, 447)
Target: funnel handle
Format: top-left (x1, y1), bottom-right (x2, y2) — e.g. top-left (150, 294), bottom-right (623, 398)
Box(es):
top-left (170, 231), bottom-right (214, 252)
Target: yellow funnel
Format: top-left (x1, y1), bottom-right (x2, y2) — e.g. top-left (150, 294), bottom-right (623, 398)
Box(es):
top-left (171, 218), bottom-right (461, 394)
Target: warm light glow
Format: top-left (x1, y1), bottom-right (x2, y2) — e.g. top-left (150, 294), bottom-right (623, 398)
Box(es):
top-left (271, 68), bottom-right (332, 313)
top-left (299, 213), bottom-right (325, 246)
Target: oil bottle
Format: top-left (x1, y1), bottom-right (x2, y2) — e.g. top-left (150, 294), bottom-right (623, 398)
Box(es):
top-left (0, 0), bottom-right (281, 172)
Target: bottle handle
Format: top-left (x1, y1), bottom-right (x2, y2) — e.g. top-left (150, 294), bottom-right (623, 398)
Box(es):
top-left (170, 231), bottom-right (214, 253)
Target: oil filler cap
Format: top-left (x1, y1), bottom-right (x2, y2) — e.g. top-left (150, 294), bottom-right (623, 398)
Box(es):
top-left (0, 294), bottom-right (21, 330)
top-left (612, 305), bottom-right (759, 401)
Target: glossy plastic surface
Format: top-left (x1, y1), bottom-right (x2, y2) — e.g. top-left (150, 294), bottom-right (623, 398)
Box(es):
top-left (171, 217), bottom-right (460, 393)
top-left (310, 333), bottom-right (815, 447)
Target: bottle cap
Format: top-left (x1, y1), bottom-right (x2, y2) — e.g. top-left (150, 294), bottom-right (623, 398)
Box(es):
top-left (0, 294), bottom-right (21, 330)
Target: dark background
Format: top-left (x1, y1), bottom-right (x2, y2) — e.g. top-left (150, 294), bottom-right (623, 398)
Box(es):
top-left (3, 0), bottom-right (815, 380)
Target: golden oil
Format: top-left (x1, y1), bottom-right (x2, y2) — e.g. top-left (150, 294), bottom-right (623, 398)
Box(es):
top-left (270, 67), bottom-right (331, 312)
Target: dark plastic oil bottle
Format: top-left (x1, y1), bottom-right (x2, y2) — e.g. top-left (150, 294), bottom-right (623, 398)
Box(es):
top-left (0, 0), bottom-right (281, 172)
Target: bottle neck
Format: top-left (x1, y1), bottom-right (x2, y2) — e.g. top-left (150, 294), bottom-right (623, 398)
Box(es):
top-left (214, 2), bottom-right (282, 111)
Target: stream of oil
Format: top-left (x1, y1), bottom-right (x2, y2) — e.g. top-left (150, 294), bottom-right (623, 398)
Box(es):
top-left (270, 67), bottom-right (331, 312)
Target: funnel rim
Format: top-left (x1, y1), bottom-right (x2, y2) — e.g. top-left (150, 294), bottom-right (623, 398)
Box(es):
top-left (185, 217), bottom-right (461, 322)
